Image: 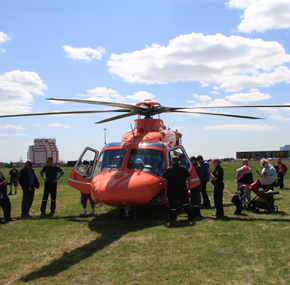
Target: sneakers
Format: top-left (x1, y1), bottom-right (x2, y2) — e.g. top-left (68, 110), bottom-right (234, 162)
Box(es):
top-left (82, 209), bottom-right (87, 215)
top-left (15, 191), bottom-right (17, 194)
top-left (91, 208), bottom-right (95, 215)
top-left (8, 192), bottom-right (12, 196)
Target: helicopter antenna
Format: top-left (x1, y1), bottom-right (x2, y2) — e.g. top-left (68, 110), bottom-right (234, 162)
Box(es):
top-left (130, 124), bottom-right (134, 137)
top-left (168, 115), bottom-right (171, 130)
top-left (170, 120), bottom-right (175, 130)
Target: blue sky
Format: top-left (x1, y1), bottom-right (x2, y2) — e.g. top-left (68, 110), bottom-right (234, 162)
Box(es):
top-left (0, 0), bottom-right (290, 162)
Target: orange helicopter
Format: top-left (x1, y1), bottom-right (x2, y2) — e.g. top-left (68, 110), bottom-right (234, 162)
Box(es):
top-left (1, 98), bottom-right (290, 218)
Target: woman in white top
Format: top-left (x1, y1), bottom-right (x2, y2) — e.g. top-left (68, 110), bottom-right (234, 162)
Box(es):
top-left (257, 158), bottom-right (277, 188)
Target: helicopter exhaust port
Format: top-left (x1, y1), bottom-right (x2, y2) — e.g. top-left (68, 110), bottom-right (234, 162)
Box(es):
top-left (119, 207), bottom-right (136, 220)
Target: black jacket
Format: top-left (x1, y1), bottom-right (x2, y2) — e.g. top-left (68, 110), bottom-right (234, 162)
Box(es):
top-left (19, 167), bottom-right (40, 189)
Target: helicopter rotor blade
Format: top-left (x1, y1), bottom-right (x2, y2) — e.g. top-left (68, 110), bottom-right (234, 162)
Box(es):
top-left (47, 98), bottom-right (147, 111)
top-left (168, 104), bottom-right (290, 111)
top-left (173, 110), bottom-right (264, 119)
top-left (95, 113), bottom-right (136, 124)
top-left (0, 109), bottom-right (131, 118)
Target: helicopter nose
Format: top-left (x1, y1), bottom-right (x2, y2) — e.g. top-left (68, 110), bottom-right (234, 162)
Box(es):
top-left (91, 170), bottom-right (164, 206)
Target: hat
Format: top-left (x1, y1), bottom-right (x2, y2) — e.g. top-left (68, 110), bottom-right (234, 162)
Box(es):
top-left (134, 158), bottom-right (144, 165)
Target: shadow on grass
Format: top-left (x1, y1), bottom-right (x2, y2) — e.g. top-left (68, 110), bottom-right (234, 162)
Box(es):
top-left (20, 205), bottom-right (192, 282)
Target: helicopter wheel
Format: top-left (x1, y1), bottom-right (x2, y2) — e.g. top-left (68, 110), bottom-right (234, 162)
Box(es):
top-left (129, 209), bottom-right (137, 219)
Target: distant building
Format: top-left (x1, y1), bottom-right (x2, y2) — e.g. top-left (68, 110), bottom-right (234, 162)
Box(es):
top-left (236, 150), bottom-right (289, 160)
top-left (28, 138), bottom-right (59, 164)
top-left (280, 145), bottom-right (290, 151)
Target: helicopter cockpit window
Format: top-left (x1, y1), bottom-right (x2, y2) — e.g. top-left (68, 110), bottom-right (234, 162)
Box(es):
top-left (76, 149), bottom-right (97, 177)
top-left (127, 148), bottom-right (165, 177)
top-left (168, 147), bottom-right (191, 170)
top-left (94, 149), bottom-right (126, 175)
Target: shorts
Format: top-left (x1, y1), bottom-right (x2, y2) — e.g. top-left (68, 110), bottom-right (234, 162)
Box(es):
top-left (10, 178), bottom-right (18, 187)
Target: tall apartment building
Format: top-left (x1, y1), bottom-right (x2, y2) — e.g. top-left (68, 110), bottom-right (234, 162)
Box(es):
top-left (28, 138), bottom-right (59, 164)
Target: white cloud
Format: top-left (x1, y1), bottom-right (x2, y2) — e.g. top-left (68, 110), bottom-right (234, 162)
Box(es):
top-left (126, 91), bottom-right (155, 101)
top-left (0, 31), bottom-right (10, 53)
top-left (48, 123), bottom-right (71, 128)
top-left (225, 89), bottom-right (271, 103)
top-left (0, 70), bottom-right (47, 115)
top-left (205, 124), bottom-right (276, 131)
top-left (0, 124), bottom-right (24, 130)
top-left (80, 86), bottom-right (155, 103)
top-left (34, 124), bottom-right (40, 127)
top-left (227, 0), bottom-right (290, 33)
top-left (210, 91), bottom-right (221, 95)
top-left (0, 31), bottom-right (10, 44)
top-left (0, 133), bottom-right (26, 136)
top-left (81, 87), bottom-right (126, 102)
top-left (270, 115), bottom-right (290, 121)
top-left (191, 93), bottom-right (212, 102)
top-left (108, 32), bottom-right (290, 91)
top-left (0, 140), bottom-right (10, 143)
top-left (63, 45), bottom-right (105, 61)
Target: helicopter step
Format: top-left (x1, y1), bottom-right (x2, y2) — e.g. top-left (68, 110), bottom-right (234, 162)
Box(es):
top-left (119, 207), bottom-right (136, 220)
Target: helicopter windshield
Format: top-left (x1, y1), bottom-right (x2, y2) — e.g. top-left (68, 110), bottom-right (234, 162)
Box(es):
top-left (94, 149), bottom-right (126, 174)
top-left (127, 148), bottom-right (165, 177)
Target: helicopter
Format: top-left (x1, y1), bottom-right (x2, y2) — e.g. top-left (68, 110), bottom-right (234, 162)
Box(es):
top-left (1, 98), bottom-right (290, 218)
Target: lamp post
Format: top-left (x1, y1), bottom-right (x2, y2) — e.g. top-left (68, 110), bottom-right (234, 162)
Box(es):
top-left (103, 128), bottom-right (107, 145)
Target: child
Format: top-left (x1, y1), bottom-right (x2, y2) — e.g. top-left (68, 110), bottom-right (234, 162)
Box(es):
top-left (231, 184), bottom-right (247, 215)
top-left (81, 192), bottom-right (96, 215)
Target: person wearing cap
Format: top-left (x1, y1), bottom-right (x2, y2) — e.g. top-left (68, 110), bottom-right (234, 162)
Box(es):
top-left (209, 158), bottom-right (224, 217)
top-left (19, 160), bottom-right (40, 217)
top-left (162, 155), bottom-right (195, 221)
top-left (40, 157), bottom-right (64, 214)
top-left (0, 165), bottom-right (16, 223)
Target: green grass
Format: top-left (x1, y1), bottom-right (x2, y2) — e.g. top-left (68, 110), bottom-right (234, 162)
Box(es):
top-left (1, 162), bottom-right (290, 284)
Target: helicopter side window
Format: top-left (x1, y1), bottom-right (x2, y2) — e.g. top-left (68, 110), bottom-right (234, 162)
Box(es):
top-left (94, 149), bottom-right (126, 175)
top-left (127, 148), bottom-right (165, 177)
top-left (76, 149), bottom-right (97, 177)
top-left (169, 147), bottom-right (190, 170)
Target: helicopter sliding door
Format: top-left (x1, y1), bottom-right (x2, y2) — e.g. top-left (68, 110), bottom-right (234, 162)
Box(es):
top-left (167, 146), bottom-right (200, 188)
top-left (68, 147), bottom-right (99, 194)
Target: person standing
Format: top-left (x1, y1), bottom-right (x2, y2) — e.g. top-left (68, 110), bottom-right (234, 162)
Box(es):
top-left (197, 155), bottom-right (211, 207)
top-left (189, 156), bottom-right (203, 216)
top-left (275, 158), bottom-right (287, 189)
top-left (235, 159), bottom-right (253, 204)
top-left (81, 193), bottom-right (96, 215)
top-left (19, 160), bottom-right (40, 217)
top-left (0, 165), bottom-right (16, 223)
top-left (209, 158), bottom-right (224, 217)
top-left (40, 157), bottom-right (64, 214)
top-left (8, 164), bottom-right (19, 195)
top-left (257, 158), bottom-right (276, 189)
top-left (162, 155), bottom-right (195, 221)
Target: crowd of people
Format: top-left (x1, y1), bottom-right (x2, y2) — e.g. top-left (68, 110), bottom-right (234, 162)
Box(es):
top-left (162, 155), bottom-right (288, 221)
top-left (0, 157), bottom-right (64, 224)
top-left (0, 155), bottom-right (288, 223)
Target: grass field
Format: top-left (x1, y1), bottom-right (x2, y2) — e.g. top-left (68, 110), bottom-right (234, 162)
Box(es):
top-left (1, 161), bottom-right (290, 284)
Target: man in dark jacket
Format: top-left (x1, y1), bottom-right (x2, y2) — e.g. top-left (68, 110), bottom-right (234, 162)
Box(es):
top-left (190, 156), bottom-right (203, 216)
top-left (19, 160), bottom-right (39, 217)
top-left (0, 165), bottom-right (16, 223)
top-left (162, 155), bottom-right (195, 221)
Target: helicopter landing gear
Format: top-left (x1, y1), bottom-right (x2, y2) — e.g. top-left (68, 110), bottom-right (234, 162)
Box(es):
top-left (119, 207), bottom-right (136, 219)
